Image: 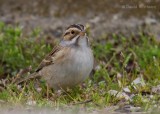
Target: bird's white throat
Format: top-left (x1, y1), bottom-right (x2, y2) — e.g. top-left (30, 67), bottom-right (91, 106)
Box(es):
top-left (60, 35), bottom-right (88, 47)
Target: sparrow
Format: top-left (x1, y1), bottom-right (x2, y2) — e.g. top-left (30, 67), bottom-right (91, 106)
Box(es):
top-left (17, 24), bottom-right (94, 90)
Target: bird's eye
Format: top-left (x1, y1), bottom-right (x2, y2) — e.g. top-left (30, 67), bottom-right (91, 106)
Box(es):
top-left (71, 30), bottom-right (75, 34)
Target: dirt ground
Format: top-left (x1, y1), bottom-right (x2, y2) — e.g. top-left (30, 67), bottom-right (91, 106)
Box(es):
top-left (0, 0), bottom-right (160, 40)
top-left (0, 106), bottom-right (152, 114)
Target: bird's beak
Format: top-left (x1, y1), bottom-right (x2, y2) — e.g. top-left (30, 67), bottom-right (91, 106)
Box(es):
top-left (79, 31), bottom-right (86, 37)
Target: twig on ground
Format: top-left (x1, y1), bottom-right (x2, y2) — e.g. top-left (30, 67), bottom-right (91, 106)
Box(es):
top-left (71, 99), bottom-right (93, 105)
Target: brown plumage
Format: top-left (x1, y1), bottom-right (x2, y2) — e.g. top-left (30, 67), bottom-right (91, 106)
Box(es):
top-left (36, 45), bottom-right (64, 72)
top-left (63, 28), bottom-right (83, 40)
top-left (36, 24), bottom-right (84, 71)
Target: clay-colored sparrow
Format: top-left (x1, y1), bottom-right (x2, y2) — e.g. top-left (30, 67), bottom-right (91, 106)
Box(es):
top-left (18, 24), bottom-right (94, 90)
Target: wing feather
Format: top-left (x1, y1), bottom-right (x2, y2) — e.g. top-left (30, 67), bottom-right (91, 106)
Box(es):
top-left (35, 45), bottom-right (65, 72)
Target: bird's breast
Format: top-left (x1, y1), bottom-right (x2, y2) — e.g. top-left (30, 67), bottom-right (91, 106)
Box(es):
top-left (68, 47), bottom-right (94, 79)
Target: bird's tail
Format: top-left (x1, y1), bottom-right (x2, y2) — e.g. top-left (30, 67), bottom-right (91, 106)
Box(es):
top-left (15, 72), bottom-right (40, 85)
